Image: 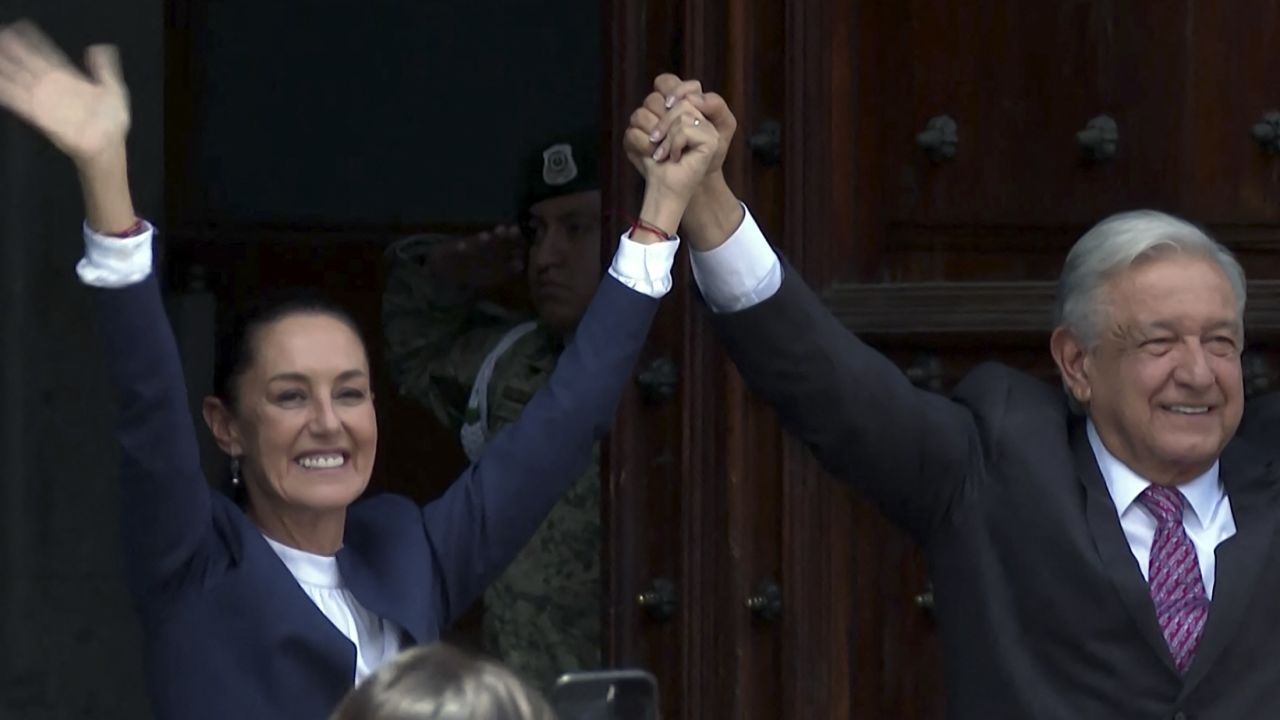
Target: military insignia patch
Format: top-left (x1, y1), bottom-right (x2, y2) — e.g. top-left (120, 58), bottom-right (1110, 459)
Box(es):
top-left (541, 143), bottom-right (579, 187)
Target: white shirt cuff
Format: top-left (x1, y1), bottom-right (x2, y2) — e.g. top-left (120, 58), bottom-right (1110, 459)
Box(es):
top-left (76, 220), bottom-right (154, 288)
top-left (607, 234), bottom-right (680, 298)
top-left (688, 204), bottom-right (781, 313)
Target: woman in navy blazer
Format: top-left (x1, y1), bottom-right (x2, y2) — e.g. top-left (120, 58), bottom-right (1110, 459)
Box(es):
top-left (0, 21), bottom-right (721, 720)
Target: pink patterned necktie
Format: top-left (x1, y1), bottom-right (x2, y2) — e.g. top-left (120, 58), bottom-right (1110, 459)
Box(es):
top-left (1137, 485), bottom-right (1209, 674)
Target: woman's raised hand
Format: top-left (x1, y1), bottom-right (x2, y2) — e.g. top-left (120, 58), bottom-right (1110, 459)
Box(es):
top-left (0, 21), bottom-right (130, 165)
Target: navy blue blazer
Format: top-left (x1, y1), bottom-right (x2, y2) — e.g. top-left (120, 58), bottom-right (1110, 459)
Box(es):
top-left (95, 269), bottom-right (658, 720)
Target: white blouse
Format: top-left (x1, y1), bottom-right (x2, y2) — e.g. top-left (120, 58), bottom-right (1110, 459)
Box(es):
top-left (263, 536), bottom-right (404, 683)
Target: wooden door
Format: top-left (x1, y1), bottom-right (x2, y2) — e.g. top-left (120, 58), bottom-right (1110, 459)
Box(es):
top-left (605, 2), bottom-right (1280, 718)
top-left (603, 2), bottom-right (793, 718)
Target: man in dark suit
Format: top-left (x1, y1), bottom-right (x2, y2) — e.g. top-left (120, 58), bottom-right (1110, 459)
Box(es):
top-left (626, 75), bottom-right (1280, 718)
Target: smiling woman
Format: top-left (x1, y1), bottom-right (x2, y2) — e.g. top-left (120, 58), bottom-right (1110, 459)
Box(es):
top-left (202, 293), bottom-right (380, 554)
top-left (0, 18), bottom-right (720, 720)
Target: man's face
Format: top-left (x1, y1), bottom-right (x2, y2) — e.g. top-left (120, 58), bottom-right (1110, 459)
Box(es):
top-left (1062, 254), bottom-right (1244, 485)
top-left (526, 189), bottom-right (603, 336)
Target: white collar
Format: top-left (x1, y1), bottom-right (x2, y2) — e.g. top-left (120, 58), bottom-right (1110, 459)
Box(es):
top-left (1086, 419), bottom-right (1222, 524)
top-left (263, 534), bottom-right (344, 589)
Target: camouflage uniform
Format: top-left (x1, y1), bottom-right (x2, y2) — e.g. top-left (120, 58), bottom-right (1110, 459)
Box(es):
top-left (381, 234), bottom-right (601, 691)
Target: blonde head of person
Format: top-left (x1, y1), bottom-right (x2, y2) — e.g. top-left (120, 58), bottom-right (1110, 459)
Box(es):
top-left (332, 644), bottom-right (557, 720)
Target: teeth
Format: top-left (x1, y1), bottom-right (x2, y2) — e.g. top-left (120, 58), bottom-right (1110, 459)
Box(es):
top-left (1167, 405), bottom-right (1209, 415)
top-left (297, 454), bottom-right (345, 469)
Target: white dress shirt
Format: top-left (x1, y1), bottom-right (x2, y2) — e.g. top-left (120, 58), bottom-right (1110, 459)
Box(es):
top-left (76, 220), bottom-right (155, 287)
top-left (1087, 421), bottom-right (1236, 598)
top-left (688, 205), bottom-right (781, 312)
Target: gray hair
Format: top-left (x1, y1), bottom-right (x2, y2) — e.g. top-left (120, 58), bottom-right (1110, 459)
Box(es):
top-left (1054, 210), bottom-right (1246, 349)
top-left (331, 644), bottom-right (556, 720)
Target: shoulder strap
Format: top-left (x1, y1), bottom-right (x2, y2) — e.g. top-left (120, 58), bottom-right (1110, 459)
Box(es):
top-left (458, 321), bottom-right (539, 461)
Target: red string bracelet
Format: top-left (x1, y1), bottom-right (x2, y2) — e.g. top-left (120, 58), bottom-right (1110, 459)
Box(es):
top-left (102, 218), bottom-right (147, 238)
top-left (627, 216), bottom-right (673, 242)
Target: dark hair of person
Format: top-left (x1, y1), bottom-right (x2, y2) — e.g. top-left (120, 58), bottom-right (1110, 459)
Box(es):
top-left (330, 644), bottom-right (556, 720)
top-left (212, 289), bottom-right (365, 411)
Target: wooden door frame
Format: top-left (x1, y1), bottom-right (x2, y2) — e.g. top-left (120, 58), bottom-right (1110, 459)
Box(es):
top-left (602, 1), bottom-right (834, 717)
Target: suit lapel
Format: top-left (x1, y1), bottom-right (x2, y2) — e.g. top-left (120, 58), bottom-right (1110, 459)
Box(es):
top-left (1179, 437), bottom-right (1279, 697)
top-left (339, 543), bottom-right (429, 646)
top-left (252, 530), bottom-right (357, 706)
top-left (1072, 421), bottom-right (1179, 674)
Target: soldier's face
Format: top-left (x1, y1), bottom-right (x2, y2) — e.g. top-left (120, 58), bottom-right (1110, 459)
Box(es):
top-left (527, 190), bottom-right (603, 336)
top-left (223, 313), bottom-right (378, 515)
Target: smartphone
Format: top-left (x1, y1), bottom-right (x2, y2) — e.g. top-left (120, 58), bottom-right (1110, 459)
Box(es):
top-left (548, 669), bottom-right (659, 720)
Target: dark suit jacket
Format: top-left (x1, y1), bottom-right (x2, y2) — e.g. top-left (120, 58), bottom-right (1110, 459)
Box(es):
top-left (95, 272), bottom-right (657, 720)
top-left (710, 262), bottom-right (1280, 719)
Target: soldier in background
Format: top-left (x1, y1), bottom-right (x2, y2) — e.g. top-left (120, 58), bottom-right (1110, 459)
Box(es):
top-left (382, 133), bottom-right (604, 690)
